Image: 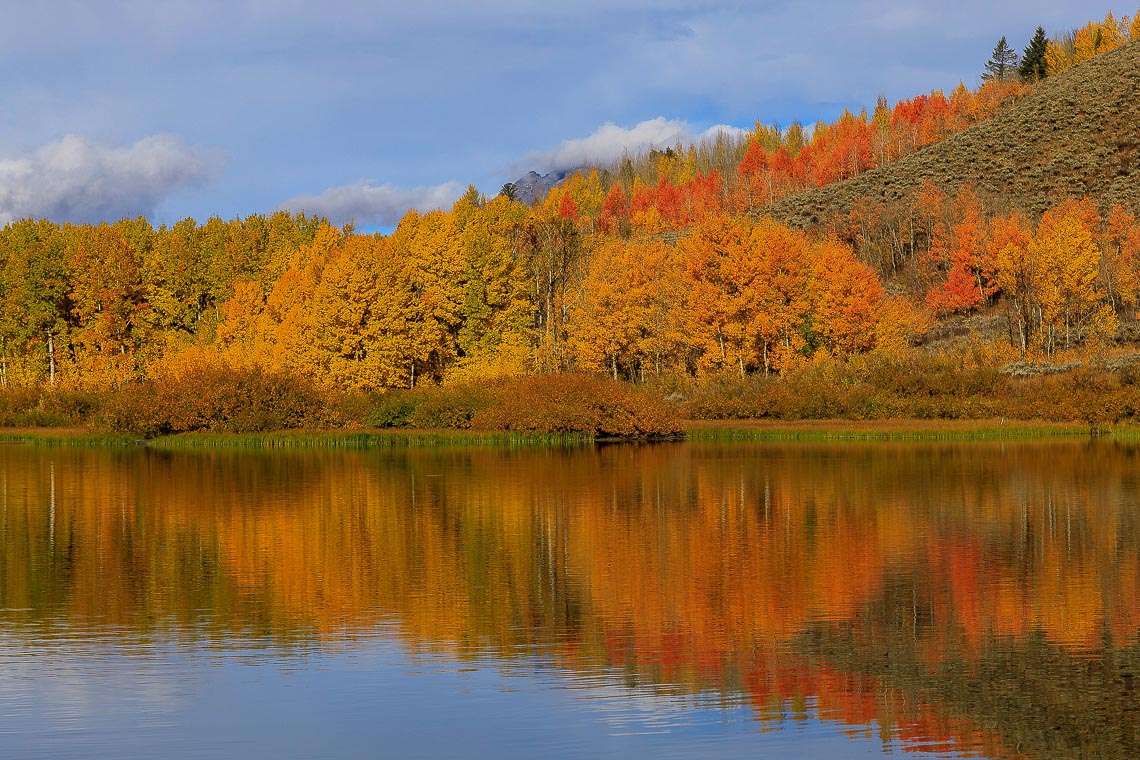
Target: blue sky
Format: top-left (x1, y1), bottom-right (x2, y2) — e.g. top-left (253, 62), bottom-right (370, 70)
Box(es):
top-left (0, 1), bottom-right (1129, 228)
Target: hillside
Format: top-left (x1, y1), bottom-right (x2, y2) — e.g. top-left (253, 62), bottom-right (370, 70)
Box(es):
top-left (770, 41), bottom-right (1140, 227)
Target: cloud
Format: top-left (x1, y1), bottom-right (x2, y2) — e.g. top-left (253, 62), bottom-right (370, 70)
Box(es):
top-left (514, 118), bottom-right (747, 174)
top-left (0, 134), bottom-right (215, 225)
top-left (278, 180), bottom-right (466, 227)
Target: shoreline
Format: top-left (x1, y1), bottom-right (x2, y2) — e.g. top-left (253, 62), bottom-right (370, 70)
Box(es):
top-left (0, 418), bottom-right (1126, 448)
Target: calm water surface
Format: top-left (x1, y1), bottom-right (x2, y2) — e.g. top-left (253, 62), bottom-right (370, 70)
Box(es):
top-left (2, 440), bottom-right (1139, 758)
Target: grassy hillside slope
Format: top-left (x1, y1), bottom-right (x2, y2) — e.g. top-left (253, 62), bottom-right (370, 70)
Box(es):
top-left (771, 41), bottom-right (1140, 226)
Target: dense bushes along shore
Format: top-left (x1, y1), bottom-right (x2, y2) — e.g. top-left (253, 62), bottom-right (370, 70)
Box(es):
top-left (6, 357), bottom-right (1140, 438)
top-left (0, 369), bottom-right (681, 438)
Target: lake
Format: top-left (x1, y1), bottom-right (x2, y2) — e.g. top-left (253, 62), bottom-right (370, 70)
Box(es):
top-left (1, 440), bottom-right (1138, 758)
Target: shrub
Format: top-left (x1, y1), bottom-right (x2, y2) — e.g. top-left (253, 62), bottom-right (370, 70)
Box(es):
top-left (96, 366), bottom-right (333, 436)
top-left (471, 373), bottom-right (681, 437)
top-left (363, 373), bottom-right (682, 438)
top-left (0, 387), bottom-right (98, 427)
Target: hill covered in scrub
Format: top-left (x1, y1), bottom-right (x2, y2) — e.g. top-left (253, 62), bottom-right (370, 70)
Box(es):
top-left (770, 40), bottom-right (1140, 227)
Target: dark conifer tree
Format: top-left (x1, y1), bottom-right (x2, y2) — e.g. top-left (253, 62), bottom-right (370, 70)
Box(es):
top-left (983, 36), bottom-right (1020, 82)
top-left (1019, 27), bottom-right (1049, 81)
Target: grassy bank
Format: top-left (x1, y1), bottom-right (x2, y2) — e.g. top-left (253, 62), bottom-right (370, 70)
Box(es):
top-left (1, 419), bottom-right (1130, 450)
top-left (0, 428), bottom-right (143, 447)
top-left (684, 419), bottom-right (1098, 443)
top-left (0, 427), bottom-right (596, 450)
top-left (143, 429), bottom-right (597, 450)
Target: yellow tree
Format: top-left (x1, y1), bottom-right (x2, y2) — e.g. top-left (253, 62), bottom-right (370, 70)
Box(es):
top-left (257, 222), bottom-right (343, 375)
top-left (305, 235), bottom-right (422, 391)
top-left (65, 218), bottom-right (156, 386)
top-left (1073, 13), bottom-right (1128, 63)
top-left (1103, 205), bottom-right (1140, 315)
top-left (680, 215), bottom-right (762, 375)
top-left (215, 278), bottom-right (272, 366)
top-left (450, 193), bottom-right (535, 382)
top-left (809, 239), bottom-right (884, 355)
top-left (1030, 206), bottom-right (1116, 354)
top-left (990, 212), bottom-right (1036, 354)
top-left (389, 207), bottom-right (466, 385)
top-left (749, 219), bottom-right (813, 374)
top-left (0, 220), bottom-right (70, 387)
top-left (568, 237), bottom-right (682, 380)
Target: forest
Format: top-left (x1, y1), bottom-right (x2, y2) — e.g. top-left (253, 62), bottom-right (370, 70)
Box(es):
top-left (2, 10), bottom-right (1140, 434)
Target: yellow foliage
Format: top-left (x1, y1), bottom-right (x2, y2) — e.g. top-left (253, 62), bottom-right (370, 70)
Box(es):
top-left (1045, 39), bottom-right (1072, 75)
top-left (874, 296), bottom-right (934, 355)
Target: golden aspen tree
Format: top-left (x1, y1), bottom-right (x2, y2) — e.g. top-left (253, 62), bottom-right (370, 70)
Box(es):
top-left (0, 220), bottom-right (69, 387)
top-left (519, 189), bottom-right (584, 372)
top-left (680, 215), bottom-right (762, 376)
top-left (1030, 207), bottom-right (1115, 354)
top-left (565, 170), bottom-right (606, 220)
top-left (873, 296), bottom-right (934, 355)
top-left (389, 208), bottom-right (466, 386)
top-left (215, 279), bottom-right (269, 363)
top-left (449, 193), bottom-right (535, 382)
top-left (990, 212), bottom-right (1035, 354)
top-left (1103, 205), bottom-right (1140, 315)
top-left (307, 235), bottom-right (422, 391)
top-left (568, 237), bottom-right (681, 380)
top-left (809, 239), bottom-right (884, 355)
top-left (259, 222), bottom-right (342, 375)
top-left (749, 219), bottom-right (813, 374)
top-left (65, 219), bottom-right (155, 386)
top-left (1045, 36), bottom-right (1074, 75)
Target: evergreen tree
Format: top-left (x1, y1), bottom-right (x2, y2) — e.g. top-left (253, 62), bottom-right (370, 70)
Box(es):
top-left (1019, 27), bottom-right (1049, 81)
top-left (983, 36), bottom-right (1020, 82)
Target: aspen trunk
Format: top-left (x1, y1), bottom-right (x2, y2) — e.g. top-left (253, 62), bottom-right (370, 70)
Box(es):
top-left (47, 331), bottom-right (56, 387)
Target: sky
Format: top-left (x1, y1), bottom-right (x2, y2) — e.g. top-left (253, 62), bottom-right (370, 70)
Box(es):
top-left (0, 1), bottom-right (1129, 229)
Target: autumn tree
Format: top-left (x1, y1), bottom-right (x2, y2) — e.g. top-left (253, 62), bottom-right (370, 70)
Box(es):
top-left (519, 188), bottom-right (585, 371)
top-left (680, 215), bottom-right (763, 376)
top-left (1101, 205), bottom-right (1140, 316)
top-left (810, 240), bottom-right (885, 355)
top-left (1029, 202), bottom-right (1116, 354)
top-left (65, 218), bottom-right (156, 386)
top-left (0, 220), bottom-right (70, 386)
top-left (924, 188), bottom-right (994, 314)
top-left (749, 220), bottom-right (814, 373)
top-left (990, 211), bottom-right (1035, 354)
top-left (449, 193), bottom-right (535, 382)
top-left (568, 238), bottom-right (683, 380)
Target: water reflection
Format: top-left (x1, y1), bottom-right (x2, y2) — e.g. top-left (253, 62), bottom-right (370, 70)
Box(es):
top-left (2, 441), bottom-right (1139, 758)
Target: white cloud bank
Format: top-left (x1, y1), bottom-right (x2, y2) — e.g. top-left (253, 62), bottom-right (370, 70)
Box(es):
top-left (514, 117), bottom-right (748, 174)
top-left (278, 180), bottom-right (466, 227)
top-left (0, 134), bottom-right (214, 225)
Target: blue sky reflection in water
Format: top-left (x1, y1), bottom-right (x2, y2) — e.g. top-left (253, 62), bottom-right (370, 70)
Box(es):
top-left (0, 635), bottom-right (924, 760)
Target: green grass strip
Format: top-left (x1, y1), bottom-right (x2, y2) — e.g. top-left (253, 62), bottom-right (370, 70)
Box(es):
top-left (684, 421), bottom-right (1097, 443)
top-left (0, 430), bottom-right (143, 447)
top-left (142, 429), bottom-right (594, 450)
top-left (6, 420), bottom-right (1140, 449)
